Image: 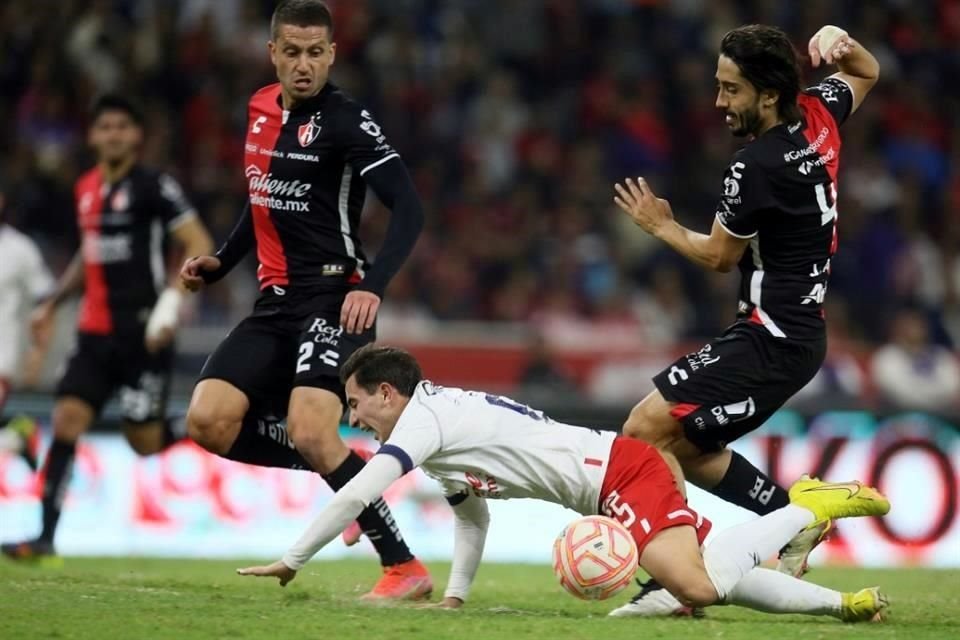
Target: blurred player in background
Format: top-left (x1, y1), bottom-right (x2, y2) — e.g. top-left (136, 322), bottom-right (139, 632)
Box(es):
top-left (0, 177), bottom-right (53, 468)
top-left (610, 24), bottom-right (880, 614)
top-left (237, 345), bottom-right (889, 623)
top-left (1, 94), bottom-right (213, 562)
top-left (179, 0), bottom-right (430, 598)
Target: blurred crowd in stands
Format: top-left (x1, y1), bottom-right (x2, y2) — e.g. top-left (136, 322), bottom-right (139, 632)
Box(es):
top-left (1, 0), bottom-right (957, 411)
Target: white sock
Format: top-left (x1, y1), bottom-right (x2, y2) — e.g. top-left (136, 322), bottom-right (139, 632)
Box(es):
top-left (0, 426), bottom-right (22, 452)
top-left (728, 568), bottom-right (842, 617)
top-left (704, 504), bottom-right (814, 600)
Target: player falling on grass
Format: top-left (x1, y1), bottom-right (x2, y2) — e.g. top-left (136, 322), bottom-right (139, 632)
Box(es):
top-left (178, 0), bottom-right (430, 599)
top-left (237, 345), bottom-right (889, 623)
top-left (0, 177), bottom-right (53, 468)
top-left (609, 24), bottom-right (880, 614)
top-left (1, 94), bottom-right (214, 562)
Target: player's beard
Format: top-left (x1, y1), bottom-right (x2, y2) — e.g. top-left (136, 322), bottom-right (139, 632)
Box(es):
top-left (730, 105), bottom-right (763, 138)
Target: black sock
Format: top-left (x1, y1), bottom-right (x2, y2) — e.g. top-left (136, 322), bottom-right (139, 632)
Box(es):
top-left (708, 451), bottom-right (789, 515)
top-left (224, 414), bottom-right (312, 470)
top-left (40, 438), bottom-right (77, 544)
top-left (160, 415), bottom-right (188, 451)
top-left (324, 450), bottom-right (414, 567)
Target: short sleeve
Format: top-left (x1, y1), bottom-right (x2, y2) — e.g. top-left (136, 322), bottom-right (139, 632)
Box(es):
top-left (804, 76), bottom-right (854, 126)
top-left (156, 173), bottom-right (198, 230)
top-left (714, 154), bottom-right (771, 239)
top-left (335, 103), bottom-right (401, 177)
top-left (378, 397), bottom-right (443, 473)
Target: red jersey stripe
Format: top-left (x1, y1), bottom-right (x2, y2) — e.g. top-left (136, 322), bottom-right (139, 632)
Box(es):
top-left (798, 93), bottom-right (841, 256)
top-left (798, 93), bottom-right (842, 185)
top-left (246, 84), bottom-right (289, 289)
top-left (76, 167), bottom-right (112, 334)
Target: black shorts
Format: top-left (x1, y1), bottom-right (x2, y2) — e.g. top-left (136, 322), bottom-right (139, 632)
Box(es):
top-left (652, 323), bottom-right (826, 452)
top-left (56, 332), bottom-right (174, 424)
top-left (198, 290), bottom-right (374, 419)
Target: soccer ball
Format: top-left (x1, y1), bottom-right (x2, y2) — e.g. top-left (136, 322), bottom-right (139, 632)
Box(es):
top-left (552, 515), bottom-right (639, 600)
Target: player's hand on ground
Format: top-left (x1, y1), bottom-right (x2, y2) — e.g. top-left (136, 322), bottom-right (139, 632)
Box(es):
top-left (614, 177), bottom-right (674, 237)
top-left (236, 560), bottom-right (298, 586)
top-left (29, 301), bottom-right (56, 348)
top-left (340, 290), bottom-right (380, 335)
top-left (414, 597), bottom-right (464, 610)
top-left (179, 255), bottom-right (221, 292)
top-left (808, 26), bottom-right (852, 67)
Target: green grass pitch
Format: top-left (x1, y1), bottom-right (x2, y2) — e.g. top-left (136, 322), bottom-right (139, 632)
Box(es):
top-left (1, 558), bottom-right (957, 639)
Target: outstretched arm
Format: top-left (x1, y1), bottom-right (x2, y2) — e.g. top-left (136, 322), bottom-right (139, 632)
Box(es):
top-left (437, 492), bottom-right (490, 608)
top-left (237, 454), bottom-right (404, 585)
top-left (614, 177), bottom-right (749, 273)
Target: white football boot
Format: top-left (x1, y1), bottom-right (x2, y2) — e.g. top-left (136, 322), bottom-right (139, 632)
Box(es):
top-left (608, 579), bottom-right (704, 618)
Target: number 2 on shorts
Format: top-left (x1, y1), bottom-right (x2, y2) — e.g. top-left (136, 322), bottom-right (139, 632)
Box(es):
top-left (296, 342), bottom-right (340, 373)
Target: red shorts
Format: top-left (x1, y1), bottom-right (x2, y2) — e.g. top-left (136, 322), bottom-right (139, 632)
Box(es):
top-left (599, 436), bottom-right (712, 555)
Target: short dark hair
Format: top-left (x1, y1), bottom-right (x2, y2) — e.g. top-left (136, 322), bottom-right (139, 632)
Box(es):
top-left (340, 345), bottom-right (423, 397)
top-left (90, 93), bottom-right (144, 126)
top-left (720, 25), bottom-right (802, 123)
top-left (271, 0), bottom-right (334, 40)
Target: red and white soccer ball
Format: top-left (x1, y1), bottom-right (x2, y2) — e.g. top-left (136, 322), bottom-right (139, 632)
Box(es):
top-left (552, 515), bottom-right (639, 600)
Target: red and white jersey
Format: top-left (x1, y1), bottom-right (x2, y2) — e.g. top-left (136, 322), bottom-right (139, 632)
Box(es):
top-left (380, 381), bottom-right (617, 516)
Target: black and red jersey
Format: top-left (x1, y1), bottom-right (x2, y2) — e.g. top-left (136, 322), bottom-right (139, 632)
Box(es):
top-left (75, 165), bottom-right (196, 335)
top-left (243, 82), bottom-right (399, 295)
top-left (715, 76), bottom-right (855, 342)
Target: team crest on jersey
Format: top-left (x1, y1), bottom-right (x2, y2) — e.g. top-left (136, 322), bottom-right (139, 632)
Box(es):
top-left (110, 185), bottom-right (130, 212)
top-left (297, 113), bottom-right (322, 147)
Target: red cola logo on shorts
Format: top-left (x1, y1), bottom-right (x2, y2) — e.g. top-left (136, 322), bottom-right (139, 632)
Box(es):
top-left (308, 317), bottom-right (343, 345)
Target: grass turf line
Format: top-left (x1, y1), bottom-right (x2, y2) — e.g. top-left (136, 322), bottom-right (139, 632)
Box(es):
top-left (1, 558), bottom-right (957, 639)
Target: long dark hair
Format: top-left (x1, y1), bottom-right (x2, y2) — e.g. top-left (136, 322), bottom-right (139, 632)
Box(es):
top-left (720, 25), bottom-right (802, 123)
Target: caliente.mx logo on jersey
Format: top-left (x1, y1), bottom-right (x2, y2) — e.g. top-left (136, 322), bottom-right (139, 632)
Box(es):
top-left (245, 165), bottom-right (312, 212)
top-left (298, 112), bottom-right (322, 147)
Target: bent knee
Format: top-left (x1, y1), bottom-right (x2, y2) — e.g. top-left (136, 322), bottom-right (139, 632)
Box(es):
top-left (186, 405), bottom-right (241, 454)
top-left (124, 426), bottom-right (164, 456)
top-left (286, 414), bottom-right (345, 468)
top-left (52, 398), bottom-right (94, 440)
top-left (623, 403), bottom-right (681, 447)
top-left (673, 580), bottom-right (720, 608)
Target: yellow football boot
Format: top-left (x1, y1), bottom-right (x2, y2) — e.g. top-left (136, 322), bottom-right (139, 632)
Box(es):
top-left (841, 587), bottom-right (889, 622)
top-left (789, 474), bottom-right (890, 524)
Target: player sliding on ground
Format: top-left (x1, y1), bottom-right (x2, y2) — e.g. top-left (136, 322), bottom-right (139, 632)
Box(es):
top-left (238, 345), bottom-right (890, 622)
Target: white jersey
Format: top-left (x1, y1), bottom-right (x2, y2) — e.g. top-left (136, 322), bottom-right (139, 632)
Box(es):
top-left (381, 381), bottom-right (617, 516)
top-left (0, 225), bottom-right (53, 377)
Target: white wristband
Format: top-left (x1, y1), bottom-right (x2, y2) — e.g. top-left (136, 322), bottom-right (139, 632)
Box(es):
top-left (815, 25), bottom-right (848, 59)
top-left (146, 288), bottom-right (183, 339)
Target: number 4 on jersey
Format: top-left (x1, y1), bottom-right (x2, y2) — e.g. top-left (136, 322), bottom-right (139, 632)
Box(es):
top-left (802, 182), bottom-right (837, 306)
